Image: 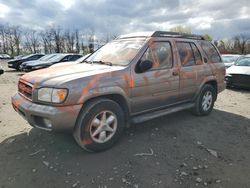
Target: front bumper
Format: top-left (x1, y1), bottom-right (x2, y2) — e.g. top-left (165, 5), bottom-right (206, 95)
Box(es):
top-left (225, 74), bottom-right (250, 88)
top-left (12, 93), bottom-right (83, 131)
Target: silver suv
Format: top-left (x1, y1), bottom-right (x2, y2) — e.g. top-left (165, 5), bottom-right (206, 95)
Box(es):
top-left (12, 31), bottom-right (225, 152)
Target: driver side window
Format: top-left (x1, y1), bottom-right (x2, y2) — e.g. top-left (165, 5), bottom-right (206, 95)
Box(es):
top-left (141, 42), bottom-right (173, 70)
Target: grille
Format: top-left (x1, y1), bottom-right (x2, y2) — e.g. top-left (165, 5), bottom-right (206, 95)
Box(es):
top-left (18, 81), bottom-right (33, 100)
top-left (230, 74), bottom-right (250, 83)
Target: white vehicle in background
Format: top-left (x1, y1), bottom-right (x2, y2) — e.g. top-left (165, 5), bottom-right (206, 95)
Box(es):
top-left (50, 54), bottom-right (90, 68)
top-left (225, 55), bottom-right (250, 89)
top-left (221, 54), bottom-right (242, 68)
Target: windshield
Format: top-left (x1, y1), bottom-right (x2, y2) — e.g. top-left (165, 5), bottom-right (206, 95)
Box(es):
top-left (86, 39), bottom-right (146, 66)
top-left (235, 58), bottom-right (250, 66)
top-left (21, 54), bottom-right (34, 59)
top-left (39, 54), bottom-right (57, 61)
top-left (222, 56), bottom-right (240, 63)
top-left (48, 54), bottom-right (66, 61)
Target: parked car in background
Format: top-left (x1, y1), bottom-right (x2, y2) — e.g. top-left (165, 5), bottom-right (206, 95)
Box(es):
top-left (12, 31), bottom-right (225, 152)
top-left (8, 54), bottom-right (44, 70)
top-left (50, 53), bottom-right (90, 68)
top-left (20, 54), bottom-right (58, 71)
top-left (221, 54), bottom-right (241, 68)
top-left (0, 54), bottom-right (12, 59)
top-left (225, 55), bottom-right (250, 88)
top-left (14, 55), bottom-right (25, 60)
top-left (23, 54), bottom-right (82, 71)
top-left (0, 64), bottom-right (4, 75)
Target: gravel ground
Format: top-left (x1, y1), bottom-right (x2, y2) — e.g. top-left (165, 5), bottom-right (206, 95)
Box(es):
top-left (0, 61), bottom-right (250, 188)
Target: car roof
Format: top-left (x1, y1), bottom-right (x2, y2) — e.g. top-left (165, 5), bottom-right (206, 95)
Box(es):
top-left (117, 31), bottom-right (205, 40)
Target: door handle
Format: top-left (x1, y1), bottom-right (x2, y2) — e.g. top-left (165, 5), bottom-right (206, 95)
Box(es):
top-left (172, 70), bottom-right (179, 76)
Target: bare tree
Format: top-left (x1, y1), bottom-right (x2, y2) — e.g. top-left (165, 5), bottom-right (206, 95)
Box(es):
top-left (64, 29), bottom-right (75, 52)
top-left (13, 26), bottom-right (22, 55)
top-left (51, 26), bottom-right (63, 53)
top-left (0, 24), bottom-right (8, 54)
top-left (233, 35), bottom-right (250, 54)
top-left (24, 29), bottom-right (40, 53)
top-left (75, 29), bottom-right (80, 53)
top-left (5, 26), bottom-right (16, 56)
top-left (40, 29), bottom-right (54, 53)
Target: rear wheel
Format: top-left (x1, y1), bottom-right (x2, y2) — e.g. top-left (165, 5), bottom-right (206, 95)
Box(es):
top-left (73, 98), bottom-right (125, 152)
top-left (192, 84), bottom-right (216, 116)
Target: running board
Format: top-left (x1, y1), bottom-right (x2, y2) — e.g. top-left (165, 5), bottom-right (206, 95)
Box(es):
top-left (131, 103), bottom-right (195, 124)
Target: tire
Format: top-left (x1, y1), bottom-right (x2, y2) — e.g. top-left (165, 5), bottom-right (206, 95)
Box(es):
top-left (192, 84), bottom-right (216, 116)
top-left (73, 98), bottom-right (125, 152)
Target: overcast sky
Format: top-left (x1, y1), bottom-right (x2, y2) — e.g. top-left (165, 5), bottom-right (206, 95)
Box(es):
top-left (0, 0), bottom-right (249, 39)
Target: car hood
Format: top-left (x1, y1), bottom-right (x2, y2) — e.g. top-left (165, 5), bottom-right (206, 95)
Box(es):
top-left (22, 60), bottom-right (40, 66)
top-left (8, 59), bottom-right (20, 64)
top-left (226, 65), bottom-right (250, 75)
top-left (224, 62), bottom-right (234, 65)
top-left (20, 63), bottom-right (125, 87)
top-left (26, 60), bottom-right (56, 66)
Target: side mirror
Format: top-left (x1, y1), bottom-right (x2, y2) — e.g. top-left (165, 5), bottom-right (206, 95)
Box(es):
top-left (138, 60), bottom-right (153, 73)
top-left (0, 69), bottom-right (4, 75)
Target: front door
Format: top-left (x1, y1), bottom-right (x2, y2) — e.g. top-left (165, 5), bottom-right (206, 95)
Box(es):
top-left (130, 41), bottom-right (180, 114)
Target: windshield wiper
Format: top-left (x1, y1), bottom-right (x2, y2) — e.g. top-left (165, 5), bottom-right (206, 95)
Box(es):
top-left (92, 61), bottom-right (113, 66)
top-left (81, 60), bottom-right (92, 64)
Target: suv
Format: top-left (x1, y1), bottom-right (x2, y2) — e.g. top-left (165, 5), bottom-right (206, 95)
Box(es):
top-left (12, 31), bottom-right (225, 152)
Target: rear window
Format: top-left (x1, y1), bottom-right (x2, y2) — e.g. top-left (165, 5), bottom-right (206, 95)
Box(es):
top-left (201, 41), bottom-right (221, 63)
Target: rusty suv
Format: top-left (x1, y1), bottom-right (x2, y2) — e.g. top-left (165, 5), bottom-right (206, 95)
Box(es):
top-left (12, 31), bottom-right (225, 152)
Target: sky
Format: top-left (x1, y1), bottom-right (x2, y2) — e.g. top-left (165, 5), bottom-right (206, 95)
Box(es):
top-left (0, 0), bottom-right (250, 40)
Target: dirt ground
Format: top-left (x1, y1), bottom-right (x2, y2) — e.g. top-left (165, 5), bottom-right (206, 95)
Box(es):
top-left (0, 61), bottom-right (250, 188)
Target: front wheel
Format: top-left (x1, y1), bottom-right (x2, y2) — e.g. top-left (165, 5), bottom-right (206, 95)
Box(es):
top-left (192, 84), bottom-right (216, 116)
top-left (73, 98), bottom-right (125, 152)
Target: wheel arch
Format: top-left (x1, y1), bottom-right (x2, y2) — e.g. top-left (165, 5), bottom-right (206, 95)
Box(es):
top-left (194, 78), bottom-right (218, 101)
top-left (76, 92), bottom-right (130, 128)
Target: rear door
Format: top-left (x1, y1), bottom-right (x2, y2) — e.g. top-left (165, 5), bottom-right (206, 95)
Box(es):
top-left (176, 41), bottom-right (205, 101)
top-left (131, 40), bottom-right (180, 114)
top-left (200, 41), bottom-right (225, 84)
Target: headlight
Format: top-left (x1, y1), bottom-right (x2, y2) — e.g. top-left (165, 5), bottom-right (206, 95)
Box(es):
top-left (38, 88), bottom-right (68, 103)
top-left (225, 74), bottom-right (232, 77)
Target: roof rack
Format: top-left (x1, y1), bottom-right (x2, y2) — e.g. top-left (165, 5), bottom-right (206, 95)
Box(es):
top-left (152, 31), bottom-right (205, 40)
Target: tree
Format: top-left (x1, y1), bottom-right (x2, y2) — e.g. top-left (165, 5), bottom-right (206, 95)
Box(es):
top-left (233, 35), bottom-right (250, 54)
top-left (203, 33), bottom-right (213, 42)
top-left (75, 29), bottom-right (80, 53)
top-left (170, 26), bottom-right (192, 34)
top-left (0, 24), bottom-right (8, 54)
top-left (24, 29), bottom-right (40, 53)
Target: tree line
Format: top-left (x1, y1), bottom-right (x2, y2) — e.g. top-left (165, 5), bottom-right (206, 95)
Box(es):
top-left (170, 26), bottom-right (250, 55)
top-left (1, 24), bottom-right (250, 57)
top-left (0, 24), bottom-right (117, 56)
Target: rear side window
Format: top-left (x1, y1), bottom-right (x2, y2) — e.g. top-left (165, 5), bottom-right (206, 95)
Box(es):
top-left (69, 55), bottom-right (80, 61)
top-left (141, 41), bottom-right (173, 69)
top-left (28, 55), bottom-right (42, 60)
top-left (176, 42), bottom-right (195, 66)
top-left (201, 42), bottom-right (221, 63)
top-left (62, 55), bottom-right (71, 61)
top-left (190, 43), bottom-right (202, 65)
